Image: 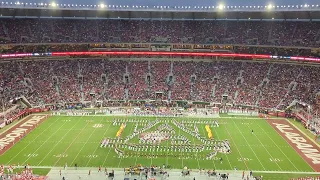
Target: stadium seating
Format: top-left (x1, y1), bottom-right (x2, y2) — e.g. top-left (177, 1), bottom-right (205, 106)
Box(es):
top-left (0, 59), bottom-right (319, 113)
top-left (0, 19), bottom-right (319, 47)
top-left (0, 18), bottom-right (320, 126)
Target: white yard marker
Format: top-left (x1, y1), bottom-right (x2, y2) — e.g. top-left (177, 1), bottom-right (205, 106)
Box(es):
top-left (85, 118), bottom-right (112, 167)
top-left (222, 124), bottom-right (250, 171)
top-left (69, 117), bottom-right (106, 166)
top-left (209, 118), bottom-right (233, 170)
top-left (231, 120), bottom-right (267, 170)
top-left (117, 120), bottom-right (137, 168)
top-left (7, 116), bottom-right (64, 165)
top-left (35, 116), bottom-right (87, 166)
top-left (260, 120), bottom-right (303, 171)
top-left (240, 120), bottom-right (282, 171)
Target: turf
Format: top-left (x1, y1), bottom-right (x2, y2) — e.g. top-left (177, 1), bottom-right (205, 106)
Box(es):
top-left (0, 115), bottom-right (314, 172)
top-left (12, 168), bottom-right (51, 176)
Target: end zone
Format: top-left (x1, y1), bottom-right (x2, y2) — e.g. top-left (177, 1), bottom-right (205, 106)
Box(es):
top-left (267, 119), bottom-right (320, 172)
top-left (0, 115), bottom-right (49, 155)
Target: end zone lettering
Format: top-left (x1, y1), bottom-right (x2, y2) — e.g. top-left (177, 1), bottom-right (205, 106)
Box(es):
top-left (267, 119), bottom-right (320, 172)
top-left (0, 115), bottom-right (48, 155)
top-left (273, 123), bottom-right (320, 164)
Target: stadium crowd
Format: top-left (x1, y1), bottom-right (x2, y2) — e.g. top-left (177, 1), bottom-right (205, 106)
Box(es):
top-left (0, 19), bottom-right (319, 47)
top-left (0, 164), bottom-right (48, 180)
top-left (0, 19), bottom-right (319, 131)
top-left (0, 59), bottom-right (319, 113)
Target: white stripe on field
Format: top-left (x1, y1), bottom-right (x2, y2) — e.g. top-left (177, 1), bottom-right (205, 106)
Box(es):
top-left (230, 120), bottom-right (267, 170)
top-left (85, 118), bottom-right (112, 167)
top-left (6, 116), bottom-right (64, 164)
top-left (256, 121), bottom-right (299, 171)
top-left (69, 117), bottom-right (105, 166)
top-left (239, 119), bottom-right (283, 171)
top-left (35, 116), bottom-right (86, 166)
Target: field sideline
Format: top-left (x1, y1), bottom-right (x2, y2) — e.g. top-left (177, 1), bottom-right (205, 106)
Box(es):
top-left (0, 115), bottom-right (315, 173)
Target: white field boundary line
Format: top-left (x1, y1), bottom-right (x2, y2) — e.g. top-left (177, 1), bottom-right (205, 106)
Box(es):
top-left (6, 116), bottom-right (63, 164)
top-left (21, 118), bottom-right (71, 165)
top-left (256, 120), bottom-right (299, 171)
top-left (209, 119), bottom-right (233, 170)
top-left (199, 120), bottom-right (217, 170)
top-left (10, 165), bottom-right (320, 174)
top-left (52, 115), bottom-right (281, 119)
top-left (264, 118), bottom-right (317, 172)
top-left (117, 121), bottom-right (136, 168)
top-left (35, 116), bottom-right (86, 166)
top-left (240, 119), bottom-right (283, 171)
top-left (286, 119), bottom-right (320, 148)
top-left (12, 165), bottom-right (320, 175)
top-left (230, 120), bottom-right (267, 171)
top-left (69, 117), bottom-right (106, 166)
top-left (220, 119), bottom-right (249, 170)
top-left (84, 118), bottom-right (112, 167)
top-left (0, 115), bottom-right (31, 136)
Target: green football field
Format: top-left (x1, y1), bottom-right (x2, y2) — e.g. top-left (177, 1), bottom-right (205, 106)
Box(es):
top-left (0, 115), bottom-right (314, 172)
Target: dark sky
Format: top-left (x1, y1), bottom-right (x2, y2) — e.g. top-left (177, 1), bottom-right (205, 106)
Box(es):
top-left (25, 0), bottom-right (320, 6)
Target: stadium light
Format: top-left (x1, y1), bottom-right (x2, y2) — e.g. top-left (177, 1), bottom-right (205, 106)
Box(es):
top-left (100, 3), bottom-right (104, 8)
top-left (267, 4), bottom-right (272, 9)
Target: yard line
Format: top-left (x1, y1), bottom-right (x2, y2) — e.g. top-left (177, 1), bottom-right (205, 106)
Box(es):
top-left (36, 116), bottom-right (87, 166)
top-left (133, 121), bottom-right (140, 167)
top-left (102, 116), bottom-right (122, 167)
top-left (102, 143), bottom-right (113, 167)
top-left (117, 118), bottom-right (136, 168)
top-left (258, 120), bottom-right (302, 171)
top-left (188, 117), bottom-right (200, 170)
top-left (133, 116), bottom-right (147, 167)
top-left (230, 120), bottom-right (266, 170)
top-left (239, 119), bottom-right (282, 171)
top-left (85, 119), bottom-right (112, 167)
top-left (178, 119), bottom-right (183, 168)
top-left (69, 117), bottom-right (107, 166)
top-left (6, 116), bottom-right (64, 165)
top-left (21, 117), bottom-right (74, 165)
top-left (198, 120), bottom-right (217, 170)
top-left (208, 119), bottom-right (233, 170)
top-left (165, 119), bottom-right (169, 167)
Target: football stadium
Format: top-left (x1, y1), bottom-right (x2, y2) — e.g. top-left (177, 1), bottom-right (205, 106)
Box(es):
top-left (0, 0), bottom-right (320, 179)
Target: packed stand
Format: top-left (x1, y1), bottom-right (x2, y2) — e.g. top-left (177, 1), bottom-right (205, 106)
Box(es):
top-left (0, 19), bottom-right (320, 47)
top-left (0, 59), bottom-right (319, 113)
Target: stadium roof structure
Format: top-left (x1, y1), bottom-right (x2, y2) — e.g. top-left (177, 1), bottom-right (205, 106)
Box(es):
top-left (1, 3), bottom-right (320, 19)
